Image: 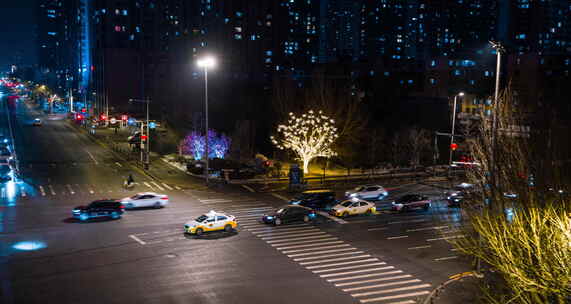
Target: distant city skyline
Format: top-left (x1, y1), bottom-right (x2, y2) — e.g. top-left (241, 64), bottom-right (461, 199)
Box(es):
top-left (0, 0), bottom-right (37, 71)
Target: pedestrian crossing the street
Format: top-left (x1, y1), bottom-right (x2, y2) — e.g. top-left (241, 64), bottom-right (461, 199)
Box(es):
top-left (187, 196), bottom-right (432, 303)
top-left (0, 181), bottom-right (183, 200)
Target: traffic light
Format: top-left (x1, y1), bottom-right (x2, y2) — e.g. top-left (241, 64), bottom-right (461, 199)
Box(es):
top-left (450, 143), bottom-right (458, 151)
top-left (141, 135), bottom-right (148, 141)
top-left (100, 114), bottom-right (107, 121)
top-left (149, 121), bottom-right (156, 129)
top-left (76, 114), bottom-right (84, 120)
top-left (121, 115), bottom-right (128, 121)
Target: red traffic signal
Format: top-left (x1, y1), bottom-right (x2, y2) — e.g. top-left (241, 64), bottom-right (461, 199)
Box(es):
top-left (100, 114), bottom-right (107, 121)
top-left (141, 135), bottom-right (148, 141)
top-left (76, 114), bottom-right (84, 120)
top-left (121, 115), bottom-right (128, 121)
top-left (81, 108), bottom-right (86, 113)
top-left (450, 143), bottom-right (458, 151)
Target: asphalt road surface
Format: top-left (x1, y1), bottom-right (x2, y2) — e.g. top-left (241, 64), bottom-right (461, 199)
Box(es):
top-left (1, 91), bottom-right (472, 304)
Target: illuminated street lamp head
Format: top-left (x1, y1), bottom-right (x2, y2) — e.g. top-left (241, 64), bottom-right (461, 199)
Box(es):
top-left (197, 56), bottom-right (216, 69)
top-left (458, 92), bottom-right (465, 96)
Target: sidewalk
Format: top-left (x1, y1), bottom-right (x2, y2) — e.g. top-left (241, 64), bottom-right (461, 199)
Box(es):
top-left (428, 275), bottom-right (481, 304)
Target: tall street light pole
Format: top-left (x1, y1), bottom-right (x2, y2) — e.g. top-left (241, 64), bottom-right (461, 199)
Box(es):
top-left (197, 56), bottom-right (216, 185)
top-left (449, 92), bottom-right (465, 167)
top-left (489, 41), bottom-right (505, 212)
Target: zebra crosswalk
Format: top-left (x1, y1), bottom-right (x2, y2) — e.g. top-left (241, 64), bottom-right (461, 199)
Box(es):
top-left (187, 196), bottom-right (432, 303)
top-left (0, 181), bottom-right (183, 200)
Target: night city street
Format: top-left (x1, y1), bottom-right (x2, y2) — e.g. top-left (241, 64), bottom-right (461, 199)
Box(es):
top-left (1, 1), bottom-right (570, 303)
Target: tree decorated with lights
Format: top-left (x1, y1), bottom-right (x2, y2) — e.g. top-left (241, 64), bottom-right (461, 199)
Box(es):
top-left (180, 130), bottom-right (231, 160)
top-left (271, 110), bottom-right (338, 174)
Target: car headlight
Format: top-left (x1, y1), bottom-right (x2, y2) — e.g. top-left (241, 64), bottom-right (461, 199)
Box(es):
top-left (290, 201), bottom-right (300, 205)
top-left (266, 216), bottom-right (274, 220)
top-left (349, 193), bottom-right (358, 197)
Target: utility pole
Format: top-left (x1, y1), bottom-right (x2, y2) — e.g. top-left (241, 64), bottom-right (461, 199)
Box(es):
top-left (489, 41), bottom-right (505, 213)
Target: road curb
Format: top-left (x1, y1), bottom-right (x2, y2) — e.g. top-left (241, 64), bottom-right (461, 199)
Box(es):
top-left (422, 271), bottom-right (482, 304)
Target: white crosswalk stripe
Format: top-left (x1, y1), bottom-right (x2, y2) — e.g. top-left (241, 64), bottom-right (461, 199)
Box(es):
top-left (161, 183), bottom-right (173, 190)
top-left (305, 258), bottom-right (379, 269)
top-left (294, 251), bottom-right (366, 262)
top-left (271, 237), bottom-right (339, 247)
top-left (312, 262), bottom-right (387, 274)
top-left (334, 274), bottom-right (413, 287)
top-left (151, 181), bottom-right (165, 191)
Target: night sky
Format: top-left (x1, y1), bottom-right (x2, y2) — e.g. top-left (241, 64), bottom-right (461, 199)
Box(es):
top-left (0, 0), bottom-right (37, 71)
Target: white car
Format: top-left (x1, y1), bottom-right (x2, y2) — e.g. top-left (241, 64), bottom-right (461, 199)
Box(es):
top-left (345, 185), bottom-right (388, 200)
top-left (330, 199), bottom-right (376, 217)
top-left (33, 118), bottom-right (42, 126)
top-left (445, 182), bottom-right (474, 199)
top-left (121, 192), bottom-right (169, 209)
top-left (184, 210), bottom-right (238, 235)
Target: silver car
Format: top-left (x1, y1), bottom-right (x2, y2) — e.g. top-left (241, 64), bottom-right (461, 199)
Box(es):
top-left (345, 185), bottom-right (388, 200)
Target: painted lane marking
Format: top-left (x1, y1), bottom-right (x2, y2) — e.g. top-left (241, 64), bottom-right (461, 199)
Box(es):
top-left (294, 251), bottom-right (365, 262)
top-left (408, 245), bottom-right (432, 250)
top-left (383, 300), bottom-right (415, 304)
top-left (162, 183), bottom-right (173, 190)
top-left (287, 247), bottom-right (358, 258)
top-left (367, 227), bottom-right (388, 231)
top-left (256, 226), bottom-right (318, 234)
top-left (269, 235), bottom-right (339, 246)
top-left (143, 182), bottom-right (154, 190)
top-left (39, 186), bottom-right (46, 196)
top-left (351, 283), bottom-right (431, 297)
top-left (85, 149), bottom-right (99, 165)
top-left (316, 211), bottom-right (348, 224)
top-left (387, 235), bottom-right (409, 240)
top-left (256, 227), bottom-right (320, 237)
top-left (326, 270), bottom-right (404, 283)
top-left (319, 266), bottom-right (395, 278)
top-left (262, 231), bottom-right (327, 241)
top-left (388, 219), bottom-right (427, 225)
top-left (358, 291), bottom-right (431, 303)
top-left (427, 235), bottom-right (465, 242)
top-left (342, 279), bottom-right (422, 292)
top-left (241, 185), bottom-right (255, 193)
top-left (334, 274), bottom-right (413, 287)
top-left (281, 244), bottom-right (351, 254)
top-left (129, 235), bottom-right (147, 245)
top-left (115, 162), bottom-right (123, 167)
top-left (277, 241), bottom-right (345, 251)
top-left (270, 193), bottom-right (289, 201)
top-left (434, 256), bottom-right (458, 261)
top-left (312, 262), bottom-right (387, 274)
top-left (246, 223), bottom-right (309, 232)
top-left (300, 254), bottom-right (372, 266)
top-left (272, 237), bottom-right (339, 247)
top-left (66, 184), bottom-right (75, 195)
top-left (406, 225), bottom-right (449, 232)
top-left (48, 185), bottom-right (56, 195)
top-left (174, 185), bottom-right (182, 190)
top-left (306, 258), bottom-right (380, 270)
top-left (151, 181), bottom-right (164, 191)
top-left (88, 185), bottom-right (95, 194)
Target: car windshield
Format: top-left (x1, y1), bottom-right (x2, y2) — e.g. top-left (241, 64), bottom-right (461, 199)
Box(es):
top-left (340, 201), bottom-right (353, 207)
top-left (130, 194), bottom-right (141, 199)
top-left (354, 186), bottom-right (364, 192)
top-left (195, 215), bottom-right (208, 222)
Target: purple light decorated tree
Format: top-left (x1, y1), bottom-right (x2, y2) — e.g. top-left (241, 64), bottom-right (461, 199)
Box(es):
top-left (180, 130), bottom-right (231, 160)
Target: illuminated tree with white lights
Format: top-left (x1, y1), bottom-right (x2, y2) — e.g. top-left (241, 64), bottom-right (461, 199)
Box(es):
top-left (271, 110), bottom-right (338, 174)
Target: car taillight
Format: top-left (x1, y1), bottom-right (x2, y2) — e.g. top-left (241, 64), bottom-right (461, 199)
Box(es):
top-left (119, 205), bottom-right (125, 209)
top-left (161, 196), bottom-right (168, 200)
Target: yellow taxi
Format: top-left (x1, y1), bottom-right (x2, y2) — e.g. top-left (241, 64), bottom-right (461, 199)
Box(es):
top-left (184, 210), bottom-right (238, 235)
top-left (330, 198), bottom-right (377, 217)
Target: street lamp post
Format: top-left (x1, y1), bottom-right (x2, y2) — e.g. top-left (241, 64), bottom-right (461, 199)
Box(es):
top-left (197, 56), bottom-right (216, 185)
top-left (449, 92), bottom-right (465, 167)
top-left (489, 41), bottom-right (505, 212)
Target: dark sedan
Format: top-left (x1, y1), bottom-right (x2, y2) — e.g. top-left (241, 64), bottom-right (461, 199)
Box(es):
top-left (262, 205), bottom-right (316, 226)
top-left (72, 200), bottom-right (124, 221)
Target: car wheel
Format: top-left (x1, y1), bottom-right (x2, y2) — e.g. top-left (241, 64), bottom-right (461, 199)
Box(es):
top-left (343, 212), bottom-right (349, 218)
top-left (224, 224), bottom-right (233, 232)
top-left (195, 228), bottom-right (204, 236)
top-left (275, 218), bottom-right (282, 226)
top-left (365, 209), bottom-right (372, 216)
top-left (79, 213), bottom-right (89, 221)
top-left (154, 202), bottom-right (162, 209)
top-left (303, 215), bottom-right (310, 222)
top-left (111, 212), bottom-right (120, 219)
